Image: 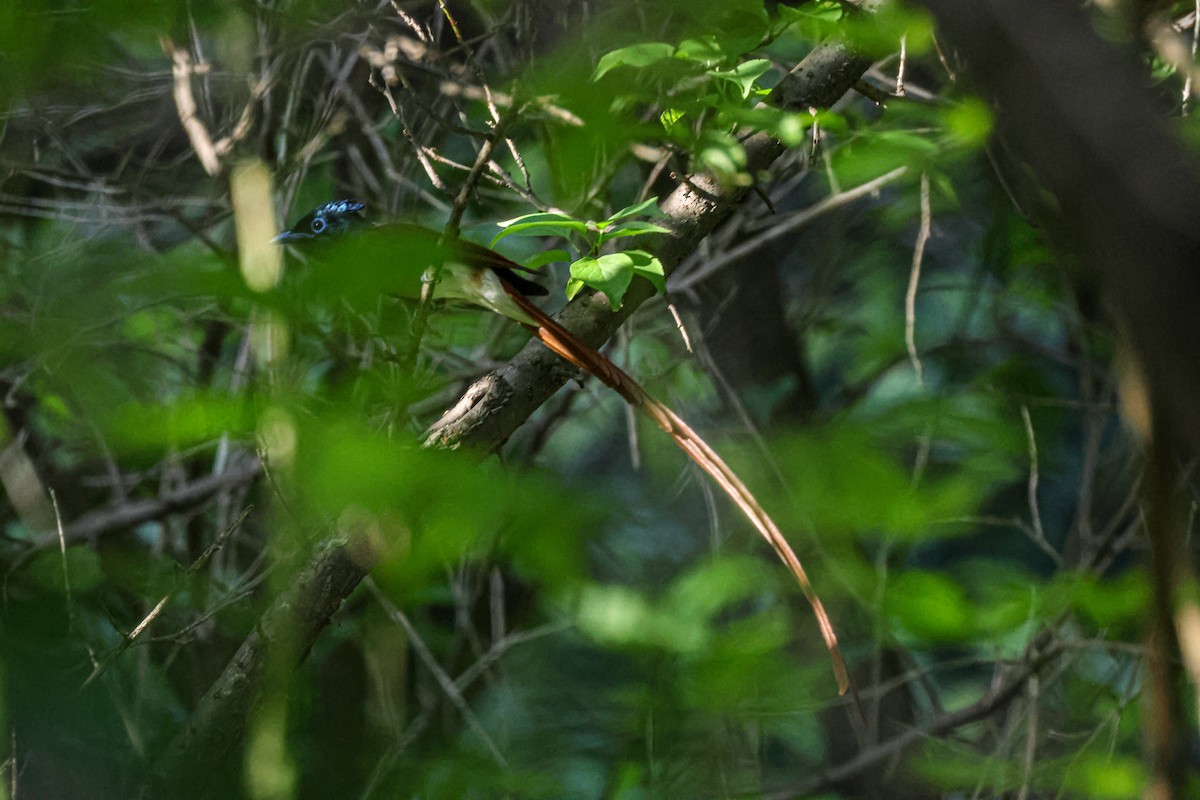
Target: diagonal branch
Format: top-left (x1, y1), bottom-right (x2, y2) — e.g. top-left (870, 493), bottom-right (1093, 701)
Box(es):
top-left (5, 456), bottom-right (261, 567)
top-left (775, 632), bottom-right (1064, 799)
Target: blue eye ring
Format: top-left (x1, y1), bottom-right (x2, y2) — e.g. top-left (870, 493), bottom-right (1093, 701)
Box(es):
top-left (311, 217), bottom-right (327, 234)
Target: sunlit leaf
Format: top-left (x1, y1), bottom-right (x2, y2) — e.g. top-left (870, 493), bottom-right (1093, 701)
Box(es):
top-left (596, 221), bottom-right (673, 245)
top-left (602, 197), bottom-right (667, 225)
top-left (492, 213), bottom-right (589, 245)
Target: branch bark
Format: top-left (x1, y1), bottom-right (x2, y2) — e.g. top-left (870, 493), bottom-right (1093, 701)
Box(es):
top-left (154, 542), bottom-right (372, 795)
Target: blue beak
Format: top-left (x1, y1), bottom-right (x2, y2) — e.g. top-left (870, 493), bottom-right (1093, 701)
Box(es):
top-left (272, 230), bottom-right (312, 243)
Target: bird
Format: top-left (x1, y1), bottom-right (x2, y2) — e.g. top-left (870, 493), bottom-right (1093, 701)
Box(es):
top-left (275, 199), bottom-right (854, 697)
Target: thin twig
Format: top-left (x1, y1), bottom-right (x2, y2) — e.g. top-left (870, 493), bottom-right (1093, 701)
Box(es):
top-left (402, 121), bottom-right (506, 374)
top-left (50, 490), bottom-right (74, 612)
top-left (1021, 404), bottom-right (1061, 565)
top-left (366, 579), bottom-right (509, 768)
top-left (904, 172), bottom-right (930, 385)
top-left (19, 457), bottom-right (260, 556)
top-left (774, 634), bottom-right (1063, 798)
top-left (161, 37), bottom-right (221, 176)
top-left (1015, 675), bottom-right (1039, 800)
top-left (81, 507), bottom-right (253, 688)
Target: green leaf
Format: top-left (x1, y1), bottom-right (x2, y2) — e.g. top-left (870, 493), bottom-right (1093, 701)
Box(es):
top-left (777, 0), bottom-right (843, 23)
top-left (721, 107), bottom-right (811, 147)
top-left (713, 9), bottom-right (771, 57)
top-left (842, 5), bottom-right (936, 58)
top-left (569, 255), bottom-right (633, 308)
top-left (697, 130), bottom-right (748, 180)
top-left (491, 213), bottom-right (589, 246)
top-left (602, 197), bottom-right (666, 225)
top-left (886, 571), bottom-right (973, 643)
top-left (591, 42), bottom-right (676, 82)
top-left (1063, 757), bottom-right (1145, 800)
top-left (943, 97), bottom-right (993, 148)
top-left (675, 36), bottom-right (726, 67)
top-left (625, 249), bottom-right (666, 294)
top-left (568, 250), bottom-right (664, 308)
top-left (875, 130), bottom-right (940, 154)
top-left (576, 584), bottom-right (709, 653)
top-left (597, 221), bottom-right (673, 246)
top-left (776, 0), bottom-right (843, 39)
top-left (707, 58), bottom-right (772, 100)
top-left (660, 107), bottom-right (686, 133)
top-left (496, 210), bottom-right (578, 227)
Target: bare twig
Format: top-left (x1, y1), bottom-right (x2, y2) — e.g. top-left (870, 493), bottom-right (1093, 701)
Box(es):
top-left (19, 456), bottom-right (260, 555)
top-left (161, 36), bottom-right (221, 176)
top-left (904, 172), bottom-right (930, 385)
top-left (1020, 404), bottom-right (1060, 565)
top-left (402, 121), bottom-right (506, 373)
top-left (366, 579), bottom-right (508, 767)
top-left (81, 507), bottom-right (253, 688)
top-left (776, 634), bottom-right (1063, 798)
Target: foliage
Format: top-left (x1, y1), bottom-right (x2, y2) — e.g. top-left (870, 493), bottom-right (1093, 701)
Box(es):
top-left (494, 199), bottom-right (669, 307)
top-left (0, 1), bottom-right (1195, 799)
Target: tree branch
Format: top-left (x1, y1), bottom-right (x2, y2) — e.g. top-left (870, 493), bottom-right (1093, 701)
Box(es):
top-left (154, 541), bottom-right (372, 795)
top-left (776, 633), bottom-right (1063, 799)
top-left (7, 456), bottom-right (261, 560)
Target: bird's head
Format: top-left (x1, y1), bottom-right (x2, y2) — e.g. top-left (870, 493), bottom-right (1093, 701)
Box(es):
top-left (273, 199), bottom-right (368, 243)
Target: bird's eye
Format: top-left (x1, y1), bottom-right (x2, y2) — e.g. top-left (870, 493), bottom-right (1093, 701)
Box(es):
top-left (310, 217), bottom-right (327, 234)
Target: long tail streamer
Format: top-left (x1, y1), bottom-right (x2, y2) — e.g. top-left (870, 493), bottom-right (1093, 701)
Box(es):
top-left (499, 278), bottom-right (854, 698)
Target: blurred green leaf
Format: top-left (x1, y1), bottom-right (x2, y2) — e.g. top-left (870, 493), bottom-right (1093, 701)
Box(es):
top-left (675, 36), bottom-right (727, 66)
top-left (707, 58), bottom-right (772, 99)
top-left (596, 221), bottom-right (673, 245)
top-left (523, 248), bottom-right (574, 269)
top-left (944, 97), bottom-right (994, 148)
top-left (27, 546), bottom-right (105, 595)
top-left (1062, 756), bottom-right (1144, 800)
top-left (592, 42), bottom-right (677, 81)
top-left (886, 570), bottom-right (973, 643)
top-left (696, 130), bottom-right (748, 180)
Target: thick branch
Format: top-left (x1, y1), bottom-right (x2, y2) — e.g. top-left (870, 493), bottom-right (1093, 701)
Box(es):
top-left (154, 542), bottom-right (372, 795)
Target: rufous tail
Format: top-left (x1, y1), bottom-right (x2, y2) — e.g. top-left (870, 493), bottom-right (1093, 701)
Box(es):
top-left (499, 280), bottom-right (855, 699)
